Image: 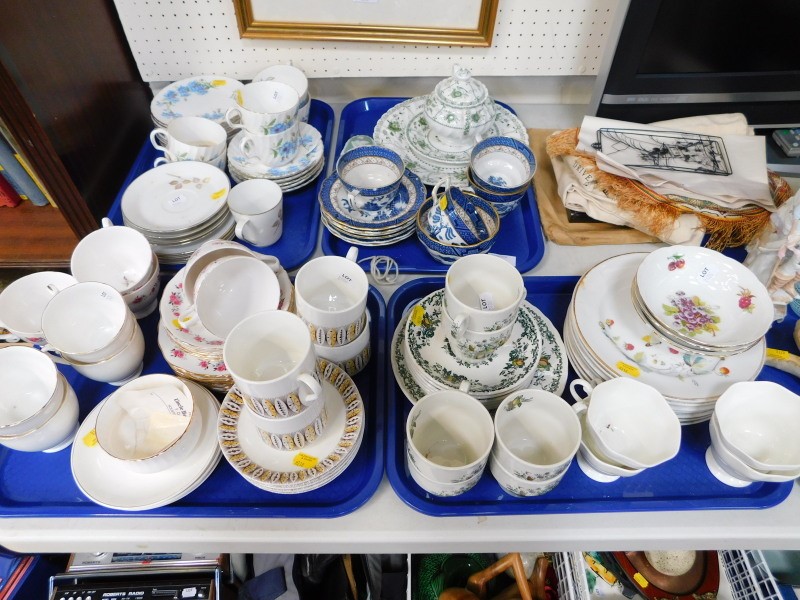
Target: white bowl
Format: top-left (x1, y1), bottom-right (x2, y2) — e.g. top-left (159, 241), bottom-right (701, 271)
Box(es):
top-left (94, 374), bottom-right (200, 473)
top-left (635, 246), bottom-right (772, 349)
top-left (713, 381), bottom-right (800, 472)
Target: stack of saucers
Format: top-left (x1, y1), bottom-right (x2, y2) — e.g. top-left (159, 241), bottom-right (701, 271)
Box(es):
top-left (564, 251), bottom-right (767, 425)
top-left (217, 359), bottom-right (366, 495)
top-left (318, 170), bottom-right (426, 246)
top-left (150, 75), bottom-right (244, 142)
top-left (227, 123), bottom-right (325, 192)
top-left (120, 162), bottom-right (234, 265)
top-left (157, 246), bottom-right (295, 392)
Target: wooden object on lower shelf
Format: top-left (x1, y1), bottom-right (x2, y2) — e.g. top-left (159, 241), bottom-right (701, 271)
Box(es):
top-left (0, 202), bottom-right (79, 267)
top-left (528, 128), bottom-right (660, 246)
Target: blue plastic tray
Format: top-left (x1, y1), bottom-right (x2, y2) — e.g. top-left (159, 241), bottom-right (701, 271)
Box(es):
top-left (0, 283), bottom-right (385, 518)
top-left (106, 99), bottom-right (335, 272)
top-left (385, 276), bottom-right (794, 516)
top-left (321, 98), bottom-right (545, 273)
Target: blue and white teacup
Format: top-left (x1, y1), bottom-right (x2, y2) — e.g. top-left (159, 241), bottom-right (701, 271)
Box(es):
top-left (335, 145), bottom-right (405, 210)
top-left (427, 179), bottom-right (490, 245)
top-left (469, 136), bottom-right (536, 196)
top-left (238, 122), bottom-right (300, 167)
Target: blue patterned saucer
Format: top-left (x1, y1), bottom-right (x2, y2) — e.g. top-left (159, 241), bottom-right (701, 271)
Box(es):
top-left (319, 169), bottom-right (425, 230)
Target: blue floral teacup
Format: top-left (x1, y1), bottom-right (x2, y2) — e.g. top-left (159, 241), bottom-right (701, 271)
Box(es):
top-left (238, 123), bottom-right (300, 167)
top-left (225, 81), bottom-right (299, 136)
top-left (336, 145), bottom-right (405, 210)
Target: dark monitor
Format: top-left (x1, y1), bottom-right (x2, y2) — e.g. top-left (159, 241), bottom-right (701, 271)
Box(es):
top-left (590, 0), bottom-right (800, 129)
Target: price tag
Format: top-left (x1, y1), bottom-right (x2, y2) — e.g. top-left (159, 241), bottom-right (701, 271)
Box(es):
top-left (698, 264), bottom-right (719, 283)
top-left (616, 362), bottom-right (641, 377)
top-left (767, 348), bottom-right (790, 360)
top-left (478, 292), bottom-right (495, 311)
top-left (210, 188), bottom-right (227, 200)
top-left (83, 429), bottom-right (98, 447)
top-left (410, 305), bottom-right (425, 326)
top-left (633, 573), bottom-right (649, 588)
top-left (293, 452), bottom-right (319, 469)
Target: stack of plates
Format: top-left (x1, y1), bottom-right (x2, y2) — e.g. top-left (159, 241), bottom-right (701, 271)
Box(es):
top-left (373, 96), bottom-right (529, 187)
top-left (70, 380), bottom-right (221, 511)
top-left (318, 170), bottom-right (426, 246)
top-left (217, 359), bottom-right (365, 494)
top-left (150, 75), bottom-right (244, 140)
top-left (157, 266), bottom-right (295, 392)
top-left (227, 124), bottom-right (326, 192)
top-left (391, 288), bottom-right (568, 409)
top-left (120, 161), bottom-right (234, 265)
top-left (565, 253), bottom-right (765, 425)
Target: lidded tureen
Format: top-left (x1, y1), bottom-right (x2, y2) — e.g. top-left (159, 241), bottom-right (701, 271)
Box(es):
top-left (423, 64), bottom-right (497, 150)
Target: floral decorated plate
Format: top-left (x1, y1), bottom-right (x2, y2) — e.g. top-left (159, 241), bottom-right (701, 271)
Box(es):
top-left (229, 153), bottom-right (324, 186)
top-left (157, 320), bottom-right (231, 383)
top-left (318, 170), bottom-right (426, 229)
top-left (151, 76), bottom-right (243, 126)
top-left (217, 359), bottom-right (365, 494)
top-left (227, 123), bottom-right (323, 180)
top-left (374, 96), bottom-right (529, 186)
top-left (635, 246), bottom-right (772, 349)
top-left (71, 380), bottom-right (221, 511)
top-left (121, 162), bottom-right (230, 234)
top-left (571, 253), bottom-right (764, 401)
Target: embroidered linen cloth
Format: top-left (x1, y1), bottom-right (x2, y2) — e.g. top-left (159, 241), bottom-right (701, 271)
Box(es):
top-left (576, 115), bottom-right (774, 211)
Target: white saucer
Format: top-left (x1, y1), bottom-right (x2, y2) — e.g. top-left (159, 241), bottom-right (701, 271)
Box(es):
top-left (217, 359), bottom-right (365, 494)
top-left (70, 380), bottom-right (221, 511)
top-left (121, 162), bottom-right (231, 234)
top-left (150, 75), bottom-right (243, 127)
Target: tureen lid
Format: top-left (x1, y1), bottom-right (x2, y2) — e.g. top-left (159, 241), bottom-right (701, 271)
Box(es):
top-left (431, 64), bottom-right (490, 109)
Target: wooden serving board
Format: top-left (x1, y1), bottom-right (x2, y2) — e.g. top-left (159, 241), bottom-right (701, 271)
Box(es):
top-left (529, 128), bottom-right (660, 246)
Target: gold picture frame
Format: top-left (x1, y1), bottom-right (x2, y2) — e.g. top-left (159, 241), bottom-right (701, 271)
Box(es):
top-left (232, 0), bottom-right (499, 46)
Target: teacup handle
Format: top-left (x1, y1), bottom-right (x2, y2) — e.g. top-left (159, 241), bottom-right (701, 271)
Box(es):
top-left (258, 254), bottom-right (282, 273)
top-left (149, 128), bottom-right (169, 153)
top-left (234, 217), bottom-right (253, 243)
top-left (297, 372), bottom-right (323, 407)
top-left (346, 190), bottom-right (372, 210)
top-left (341, 134), bottom-right (374, 156)
top-left (569, 378), bottom-right (594, 403)
top-left (449, 313), bottom-right (469, 342)
top-left (345, 246), bottom-right (359, 262)
top-left (153, 151), bottom-right (176, 168)
top-left (225, 106), bottom-right (243, 131)
top-left (239, 134), bottom-right (260, 160)
top-left (35, 343), bottom-right (69, 365)
top-left (458, 380), bottom-right (471, 393)
top-left (101, 217), bottom-right (114, 228)
top-left (431, 177), bottom-right (450, 210)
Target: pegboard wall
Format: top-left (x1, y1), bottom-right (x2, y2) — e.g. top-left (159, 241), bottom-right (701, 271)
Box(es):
top-left (112, 0), bottom-right (620, 83)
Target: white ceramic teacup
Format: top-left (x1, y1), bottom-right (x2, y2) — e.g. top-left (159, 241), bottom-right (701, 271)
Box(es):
top-left (0, 346), bottom-right (65, 436)
top-left (574, 407), bottom-right (644, 483)
top-left (228, 179), bottom-right (284, 247)
top-left (314, 315), bottom-right (371, 377)
top-left (712, 381), bottom-right (800, 472)
top-left (40, 282), bottom-right (141, 364)
top-left (153, 150), bottom-right (226, 170)
top-left (405, 384), bottom-right (494, 485)
top-left (238, 124), bottom-right (300, 167)
top-left (70, 219), bottom-right (154, 295)
top-left (569, 377), bottom-right (682, 470)
top-left (150, 116), bottom-right (227, 162)
top-left (182, 239), bottom-right (282, 307)
top-left (61, 319), bottom-right (145, 386)
top-left (0, 271), bottom-right (77, 344)
top-left (488, 451), bottom-right (563, 498)
top-left (188, 255), bottom-right (282, 340)
top-left (441, 301), bottom-right (515, 361)
top-left (121, 251), bottom-right (161, 319)
top-left (444, 254), bottom-right (525, 336)
top-left (225, 81), bottom-right (299, 135)
top-left (0, 372), bottom-right (79, 453)
top-left (223, 310), bottom-right (324, 419)
top-left (294, 248), bottom-right (369, 347)
top-left (493, 389), bottom-right (581, 481)
top-left (253, 63), bottom-right (311, 123)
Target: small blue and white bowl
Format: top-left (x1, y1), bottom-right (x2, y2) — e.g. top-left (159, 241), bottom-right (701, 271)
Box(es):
top-left (469, 136), bottom-right (536, 196)
top-left (335, 145), bottom-right (405, 210)
top-left (416, 196), bottom-right (500, 265)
